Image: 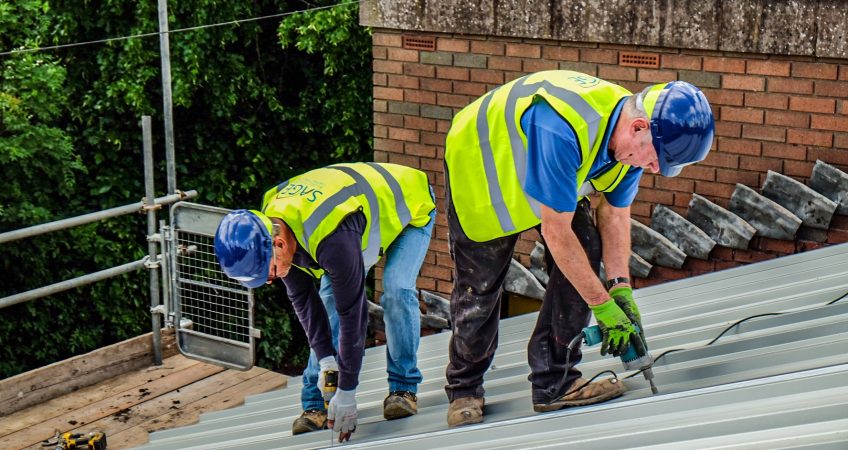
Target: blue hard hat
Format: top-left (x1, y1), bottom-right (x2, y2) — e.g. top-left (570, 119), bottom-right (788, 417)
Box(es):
top-left (640, 81), bottom-right (715, 177)
top-left (214, 209), bottom-right (273, 289)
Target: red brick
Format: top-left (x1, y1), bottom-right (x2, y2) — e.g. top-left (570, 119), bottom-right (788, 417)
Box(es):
top-left (635, 189), bottom-right (674, 205)
top-left (374, 112), bottom-right (403, 127)
top-left (747, 60), bottom-right (791, 76)
top-left (789, 96), bottom-right (836, 114)
top-left (523, 58), bottom-right (559, 73)
top-left (739, 155), bottom-right (782, 172)
top-left (762, 142), bottom-right (807, 160)
top-left (471, 40), bottom-right (505, 56)
top-left (703, 57), bottom-right (746, 73)
top-left (375, 138), bottom-right (404, 153)
top-left (715, 260), bottom-right (743, 271)
top-left (374, 86), bottom-right (404, 101)
top-left (437, 66), bottom-right (469, 81)
top-left (765, 110), bottom-right (809, 128)
top-left (438, 37), bottom-right (469, 52)
top-left (374, 99), bottom-right (387, 113)
top-left (388, 127), bottom-right (419, 142)
top-left (742, 124), bottom-right (785, 142)
top-left (814, 80), bottom-right (848, 98)
top-left (387, 47), bottom-right (420, 62)
top-left (420, 157), bottom-right (442, 173)
top-left (437, 92), bottom-right (471, 108)
top-left (716, 168), bottom-right (759, 186)
top-left (420, 263), bottom-right (452, 280)
top-left (598, 65), bottom-right (637, 81)
top-left (788, 129), bottom-right (833, 147)
top-left (405, 143), bottom-right (437, 158)
top-left (404, 116), bottom-right (436, 131)
top-left (421, 131), bottom-right (445, 146)
top-left (835, 133), bottom-right (848, 149)
top-left (673, 192), bottom-right (693, 208)
top-left (387, 152), bottom-right (420, 167)
top-left (704, 89), bottom-right (744, 106)
top-left (470, 69), bottom-right (504, 84)
top-left (695, 181), bottom-right (734, 199)
top-left (744, 92), bottom-right (788, 109)
top-left (783, 160), bottom-right (815, 178)
top-left (721, 106), bottom-right (764, 124)
top-left (373, 33), bottom-right (402, 47)
top-left (723, 74), bottom-right (765, 91)
top-left (841, 65), bottom-right (848, 81)
top-left (506, 43), bottom-right (541, 58)
top-left (683, 258), bottom-right (716, 272)
top-left (637, 69), bottom-right (677, 83)
top-left (757, 237), bottom-right (796, 254)
top-left (388, 74), bottom-right (419, 89)
top-left (374, 124), bottom-right (388, 138)
top-left (792, 62), bottom-right (839, 80)
top-left (374, 59), bottom-right (403, 74)
top-left (436, 280), bottom-right (454, 295)
top-left (581, 48), bottom-right (618, 64)
top-left (702, 151), bottom-right (740, 169)
top-left (827, 229), bottom-right (848, 244)
top-left (682, 165), bottom-right (716, 181)
top-left (404, 63), bottom-right (435, 78)
top-left (405, 89), bottom-right (436, 104)
top-left (811, 114), bottom-right (848, 132)
top-left (542, 45), bottom-right (579, 61)
top-left (718, 138), bottom-right (761, 156)
top-left (655, 176), bottom-right (694, 192)
top-left (373, 47), bottom-right (387, 60)
top-left (489, 56), bottom-right (523, 71)
top-left (374, 150), bottom-right (389, 162)
top-left (768, 78), bottom-right (813, 94)
top-left (373, 72), bottom-right (387, 86)
top-left (809, 147), bottom-right (848, 165)
top-left (420, 78), bottom-right (452, 93)
top-left (715, 121), bottom-right (741, 138)
top-left (453, 81), bottom-right (487, 96)
top-left (662, 54), bottom-right (701, 70)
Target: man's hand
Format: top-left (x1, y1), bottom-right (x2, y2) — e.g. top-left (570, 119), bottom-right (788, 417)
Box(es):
top-left (317, 355), bottom-right (340, 402)
top-left (327, 388), bottom-right (357, 442)
top-left (589, 299), bottom-right (636, 356)
top-left (610, 286), bottom-right (649, 354)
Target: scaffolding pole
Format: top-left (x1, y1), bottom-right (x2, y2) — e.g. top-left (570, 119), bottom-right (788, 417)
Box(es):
top-left (158, 0), bottom-right (177, 195)
top-left (142, 116), bottom-right (164, 365)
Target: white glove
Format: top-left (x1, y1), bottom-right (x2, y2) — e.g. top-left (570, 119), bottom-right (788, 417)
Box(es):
top-left (327, 388), bottom-right (357, 441)
top-left (317, 355), bottom-right (339, 402)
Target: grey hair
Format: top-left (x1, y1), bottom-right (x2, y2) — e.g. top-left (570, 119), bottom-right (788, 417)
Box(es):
top-left (623, 85), bottom-right (654, 119)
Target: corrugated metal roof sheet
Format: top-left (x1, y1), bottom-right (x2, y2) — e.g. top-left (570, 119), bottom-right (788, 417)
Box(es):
top-left (136, 243), bottom-right (848, 449)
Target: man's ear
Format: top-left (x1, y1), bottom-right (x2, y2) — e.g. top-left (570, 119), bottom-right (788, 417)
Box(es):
top-left (632, 117), bottom-right (649, 133)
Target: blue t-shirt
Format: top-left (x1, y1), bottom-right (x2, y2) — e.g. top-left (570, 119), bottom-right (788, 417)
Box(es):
top-left (521, 98), bottom-right (643, 212)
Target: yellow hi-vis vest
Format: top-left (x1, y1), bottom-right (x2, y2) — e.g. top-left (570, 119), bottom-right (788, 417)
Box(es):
top-left (445, 70), bottom-right (632, 242)
top-left (261, 162), bottom-right (435, 276)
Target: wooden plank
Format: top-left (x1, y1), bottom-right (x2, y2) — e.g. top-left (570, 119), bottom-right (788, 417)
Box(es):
top-left (0, 329), bottom-right (177, 416)
top-left (6, 360), bottom-right (223, 449)
top-left (107, 370), bottom-right (287, 449)
top-left (0, 355), bottom-right (198, 438)
top-left (45, 367), bottom-right (279, 450)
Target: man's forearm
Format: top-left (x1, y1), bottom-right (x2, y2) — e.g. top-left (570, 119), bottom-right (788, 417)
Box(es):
top-left (542, 220), bottom-right (609, 306)
top-left (597, 200), bottom-right (632, 283)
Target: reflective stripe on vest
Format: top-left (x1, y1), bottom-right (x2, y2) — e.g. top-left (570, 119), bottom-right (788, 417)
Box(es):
top-left (446, 70), bottom-right (631, 242)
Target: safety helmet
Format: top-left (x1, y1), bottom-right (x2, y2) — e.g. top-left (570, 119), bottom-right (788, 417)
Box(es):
top-left (214, 209), bottom-right (274, 289)
top-left (638, 81), bottom-right (715, 177)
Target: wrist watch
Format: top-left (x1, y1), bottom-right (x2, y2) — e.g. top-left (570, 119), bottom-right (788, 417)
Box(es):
top-left (606, 277), bottom-right (630, 290)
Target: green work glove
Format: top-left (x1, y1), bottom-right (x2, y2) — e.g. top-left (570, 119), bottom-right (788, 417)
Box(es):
top-left (589, 299), bottom-right (636, 357)
top-left (610, 286), bottom-right (649, 355)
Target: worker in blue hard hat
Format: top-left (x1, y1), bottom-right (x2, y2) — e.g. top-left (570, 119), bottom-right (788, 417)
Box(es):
top-left (442, 71), bottom-right (714, 427)
top-left (214, 163), bottom-right (436, 442)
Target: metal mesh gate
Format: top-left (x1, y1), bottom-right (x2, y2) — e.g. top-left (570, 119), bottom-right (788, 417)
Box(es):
top-left (168, 202), bottom-right (257, 370)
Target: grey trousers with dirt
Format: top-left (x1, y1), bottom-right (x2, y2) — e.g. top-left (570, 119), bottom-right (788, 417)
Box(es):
top-left (444, 190), bottom-right (602, 404)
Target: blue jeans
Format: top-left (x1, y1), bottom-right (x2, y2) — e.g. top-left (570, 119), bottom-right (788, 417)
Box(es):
top-left (301, 209), bottom-right (435, 411)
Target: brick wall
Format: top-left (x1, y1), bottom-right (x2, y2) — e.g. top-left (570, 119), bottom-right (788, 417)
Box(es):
top-left (371, 30), bottom-right (848, 299)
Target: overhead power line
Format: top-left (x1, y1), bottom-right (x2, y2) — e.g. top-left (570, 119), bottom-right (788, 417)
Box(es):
top-left (0, 0), bottom-right (361, 57)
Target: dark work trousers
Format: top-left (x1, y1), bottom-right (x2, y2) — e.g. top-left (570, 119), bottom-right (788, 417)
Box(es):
top-left (444, 178), bottom-right (602, 403)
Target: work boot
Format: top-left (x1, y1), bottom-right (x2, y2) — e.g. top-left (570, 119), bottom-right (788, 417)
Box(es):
top-left (533, 377), bottom-right (625, 413)
top-left (447, 396), bottom-right (485, 428)
top-left (383, 391), bottom-right (418, 420)
top-left (291, 409), bottom-right (328, 435)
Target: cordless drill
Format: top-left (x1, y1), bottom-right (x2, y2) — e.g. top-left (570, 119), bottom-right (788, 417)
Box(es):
top-left (42, 431), bottom-right (107, 450)
top-left (582, 325), bottom-right (659, 394)
top-left (322, 369), bottom-right (339, 408)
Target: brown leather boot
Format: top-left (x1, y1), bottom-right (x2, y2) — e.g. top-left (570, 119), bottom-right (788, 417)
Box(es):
top-left (291, 409), bottom-right (328, 435)
top-left (533, 377), bottom-right (626, 412)
top-left (383, 391), bottom-right (418, 420)
top-left (447, 396), bottom-right (485, 427)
